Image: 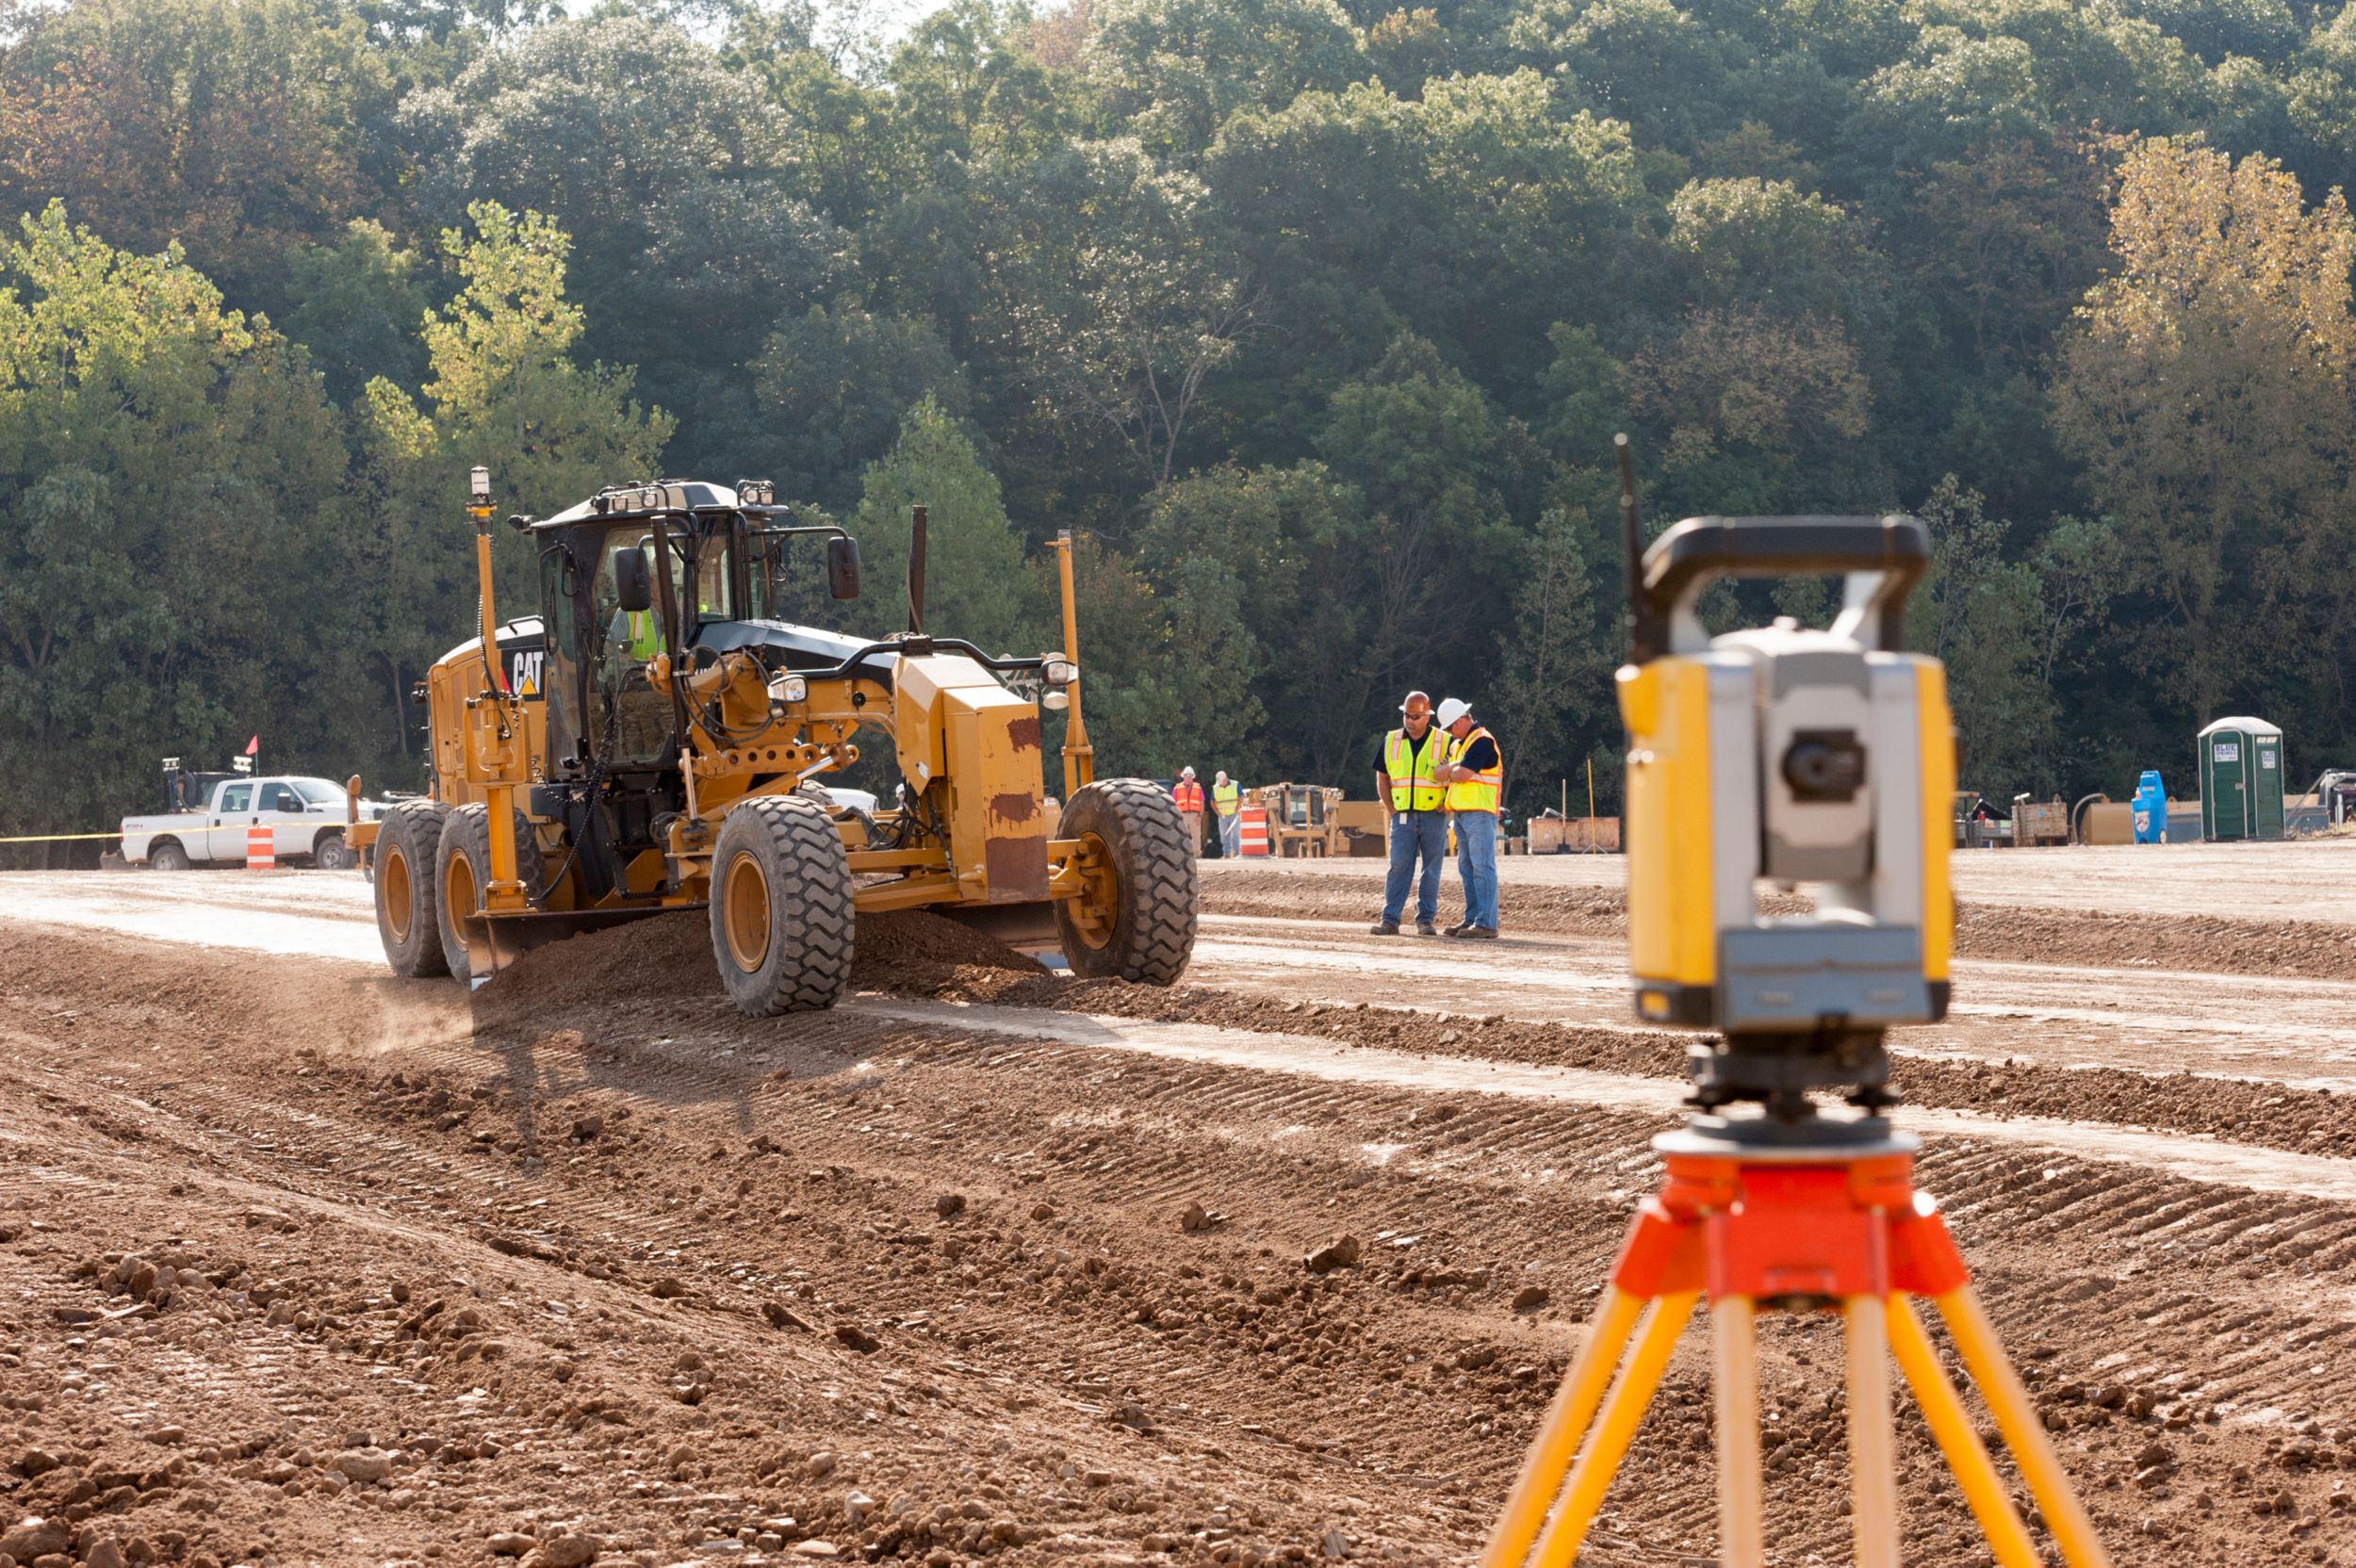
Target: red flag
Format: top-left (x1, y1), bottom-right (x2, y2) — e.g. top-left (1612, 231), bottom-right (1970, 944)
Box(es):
top-left (243, 735), bottom-right (260, 756)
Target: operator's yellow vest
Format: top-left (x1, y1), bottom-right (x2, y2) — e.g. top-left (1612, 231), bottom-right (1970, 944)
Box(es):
top-left (1212, 779), bottom-right (1240, 816)
top-left (1446, 725), bottom-right (1502, 813)
top-left (1383, 728), bottom-right (1445, 811)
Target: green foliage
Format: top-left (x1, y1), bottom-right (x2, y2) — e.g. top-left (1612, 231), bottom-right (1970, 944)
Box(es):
top-left (19, 0), bottom-right (2356, 829)
top-left (845, 395), bottom-right (1039, 653)
top-left (0, 204), bottom-right (352, 838)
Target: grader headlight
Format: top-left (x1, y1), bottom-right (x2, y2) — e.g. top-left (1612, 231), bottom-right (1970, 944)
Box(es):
top-left (768, 673), bottom-right (809, 709)
top-left (1042, 657), bottom-right (1075, 687)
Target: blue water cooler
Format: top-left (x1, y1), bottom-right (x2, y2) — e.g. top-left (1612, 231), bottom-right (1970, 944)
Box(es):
top-left (2132, 770), bottom-right (2168, 843)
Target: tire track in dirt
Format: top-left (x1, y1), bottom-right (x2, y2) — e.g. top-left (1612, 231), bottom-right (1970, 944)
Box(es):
top-left (1201, 865), bottom-right (2356, 983)
top-left (9, 920), bottom-right (2356, 1567)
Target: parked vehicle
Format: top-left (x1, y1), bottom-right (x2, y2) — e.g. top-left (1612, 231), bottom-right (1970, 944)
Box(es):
top-left (122, 769), bottom-right (387, 870)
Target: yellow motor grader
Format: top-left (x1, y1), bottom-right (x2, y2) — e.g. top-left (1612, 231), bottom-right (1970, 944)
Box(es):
top-left (354, 467), bottom-right (1197, 1014)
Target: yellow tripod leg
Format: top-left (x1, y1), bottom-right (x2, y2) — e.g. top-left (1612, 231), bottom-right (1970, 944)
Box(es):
top-left (1935, 1287), bottom-right (2114, 1568)
top-left (1844, 1297), bottom-right (1901, 1568)
top-left (1529, 1291), bottom-right (1701, 1568)
top-left (1481, 1286), bottom-right (1648, 1568)
top-left (1710, 1295), bottom-right (1765, 1568)
top-left (1886, 1297), bottom-right (2042, 1568)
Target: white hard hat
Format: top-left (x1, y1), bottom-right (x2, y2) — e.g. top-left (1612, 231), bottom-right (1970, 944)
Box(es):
top-left (1181, 766), bottom-right (1196, 777)
top-left (1435, 697), bottom-right (1472, 727)
top-left (1215, 770), bottom-right (1228, 781)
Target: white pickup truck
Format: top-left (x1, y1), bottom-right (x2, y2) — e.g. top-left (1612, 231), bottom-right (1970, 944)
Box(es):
top-left (121, 776), bottom-right (387, 871)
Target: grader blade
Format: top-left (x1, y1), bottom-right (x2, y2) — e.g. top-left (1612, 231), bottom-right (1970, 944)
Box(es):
top-left (460, 906), bottom-right (680, 980)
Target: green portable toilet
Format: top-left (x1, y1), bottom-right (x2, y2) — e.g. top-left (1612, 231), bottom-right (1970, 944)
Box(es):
top-left (2198, 716), bottom-right (2285, 841)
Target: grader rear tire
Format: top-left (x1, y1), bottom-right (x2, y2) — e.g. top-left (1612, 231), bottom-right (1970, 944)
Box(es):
top-left (710, 795), bottom-right (855, 1016)
top-left (1054, 779), bottom-right (1198, 984)
top-left (375, 802), bottom-right (450, 978)
top-left (434, 804), bottom-right (548, 982)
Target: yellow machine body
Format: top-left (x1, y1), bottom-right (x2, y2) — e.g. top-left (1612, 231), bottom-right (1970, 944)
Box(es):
top-left (1617, 514), bottom-right (1954, 1035)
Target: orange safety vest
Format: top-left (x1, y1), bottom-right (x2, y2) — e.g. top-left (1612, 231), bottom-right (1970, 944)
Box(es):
top-left (1172, 778), bottom-right (1203, 811)
top-left (1445, 725), bottom-right (1502, 814)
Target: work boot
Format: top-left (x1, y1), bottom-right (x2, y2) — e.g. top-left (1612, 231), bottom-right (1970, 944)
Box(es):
top-left (1451, 925), bottom-right (1499, 940)
top-left (1415, 921), bottom-right (1438, 937)
top-left (1442, 920), bottom-right (1473, 936)
top-left (1369, 920), bottom-right (1399, 936)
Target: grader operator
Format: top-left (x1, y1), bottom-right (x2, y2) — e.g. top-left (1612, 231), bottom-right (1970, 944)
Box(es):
top-left (357, 467), bottom-right (1196, 1014)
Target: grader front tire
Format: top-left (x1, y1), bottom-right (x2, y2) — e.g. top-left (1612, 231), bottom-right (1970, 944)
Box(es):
top-left (710, 795), bottom-right (855, 1016)
top-left (434, 804), bottom-right (548, 983)
top-left (1055, 779), bottom-right (1198, 984)
top-left (375, 802), bottom-right (450, 978)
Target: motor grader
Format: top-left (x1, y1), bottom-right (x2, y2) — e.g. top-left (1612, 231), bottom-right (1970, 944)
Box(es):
top-left (354, 467), bottom-right (1197, 1014)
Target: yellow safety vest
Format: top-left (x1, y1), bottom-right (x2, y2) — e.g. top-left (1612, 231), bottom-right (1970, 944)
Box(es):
top-left (1446, 725), bottom-right (1502, 814)
top-left (1212, 779), bottom-right (1240, 816)
top-left (1383, 727), bottom-right (1446, 812)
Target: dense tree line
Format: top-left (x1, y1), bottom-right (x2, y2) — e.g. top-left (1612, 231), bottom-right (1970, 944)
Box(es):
top-left (8, 0), bottom-right (2356, 845)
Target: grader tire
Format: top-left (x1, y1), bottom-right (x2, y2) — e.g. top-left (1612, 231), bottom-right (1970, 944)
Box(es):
top-left (375, 802), bottom-right (450, 978)
top-left (1055, 779), bottom-right (1198, 984)
top-left (434, 804), bottom-right (548, 983)
top-left (710, 795), bottom-right (855, 1016)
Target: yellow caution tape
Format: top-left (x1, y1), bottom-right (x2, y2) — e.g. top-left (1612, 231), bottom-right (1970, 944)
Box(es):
top-left (0, 831), bottom-right (123, 843)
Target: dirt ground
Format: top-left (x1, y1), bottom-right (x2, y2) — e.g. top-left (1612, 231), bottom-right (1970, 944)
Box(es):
top-left (4, 848), bottom-right (2355, 1568)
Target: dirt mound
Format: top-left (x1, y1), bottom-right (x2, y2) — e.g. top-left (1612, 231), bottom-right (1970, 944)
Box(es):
top-left (471, 907), bottom-right (1043, 1021)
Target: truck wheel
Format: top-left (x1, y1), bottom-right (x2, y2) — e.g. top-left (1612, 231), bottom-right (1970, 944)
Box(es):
top-left (150, 840), bottom-right (191, 873)
top-left (710, 795), bottom-right (854, 1016)
top-left (375, 802), bottom-right (450, 978)
top-left (314, 831), bottom-right (356, 872)
top-left (435, 805), bottom-right (548, 982)
top-left (1054, 779), bottom-right (1198, 984)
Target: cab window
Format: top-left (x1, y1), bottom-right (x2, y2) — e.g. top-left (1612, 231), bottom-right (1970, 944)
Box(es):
top-left (258, 783), bottom-right (299, 811)
top-left (219, 783), bottom-right (252, 813)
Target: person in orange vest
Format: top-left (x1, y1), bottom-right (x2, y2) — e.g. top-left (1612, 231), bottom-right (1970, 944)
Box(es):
top-left (1371, 690), bottom-right (1448, 936)
top-left (1171, 766), bottom-right (1205, 857)
top-left (1433, 696), bottom-right (1503, 938)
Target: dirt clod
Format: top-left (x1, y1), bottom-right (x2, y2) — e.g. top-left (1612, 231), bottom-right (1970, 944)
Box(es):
top-left (1305, 1236), bottom-right (1362, 1273)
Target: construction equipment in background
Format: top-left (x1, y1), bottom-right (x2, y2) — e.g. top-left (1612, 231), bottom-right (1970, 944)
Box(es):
top-left (1485, 443), bottom-right (2110, 1568)
top-left (1329, 798), bottom-right (1388, 858)
top-left (2010, 792), bottom-right (2070, 846)
top-left (354, 467), bottom-right (1198, 1014)
top-left (1246, 782), bottom-right (1345, 857)
top-left (1523, 811), bottom-right (1621, 854)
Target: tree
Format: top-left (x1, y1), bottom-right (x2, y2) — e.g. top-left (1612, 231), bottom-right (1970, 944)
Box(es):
top-left (1906, 477), bottom-right (2051, 792)
top-left (1087, 0), bottom-right (1368, 158)
top-left (0, 204), bottom-right (352, 838)
top-left (0, 0), bottom-right (390, 307)
top-left (1489, 503), bottom-right (1612, 815)
top-left (1628, 307), bottom-right (1874, 512)
top-left (281, 220), bottom-right (431, 405)
top-left (1003, 140), bottom-right (1256, 484)
top-left (844, 395), bottom-right (1039, 653)
top-left (2050, 139), bottom-right (2356, 726)
top-left (357, 202), bottom-right (673, 758)
top-left (751, 303), bottom-right (973, 510)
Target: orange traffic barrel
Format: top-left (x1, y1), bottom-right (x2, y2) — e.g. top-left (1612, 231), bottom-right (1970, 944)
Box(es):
top-left (1237, 804), bottom-right (1269, 857)
top-left (245, 825), bottom-right (275, 870)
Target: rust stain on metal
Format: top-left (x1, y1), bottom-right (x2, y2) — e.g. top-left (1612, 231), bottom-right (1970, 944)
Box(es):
top-left (983, 835), bottom-right (1050, 902)
top-left (987, 791), bottom-right (1039, 825)
top-left (1006, 715), bottom-right (1042, 752)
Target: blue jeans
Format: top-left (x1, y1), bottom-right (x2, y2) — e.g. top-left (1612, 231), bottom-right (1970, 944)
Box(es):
top-left (1218, 811), bottom-right (1240, 857)
top-left (1383, 810), bottom-right (1448, 924)
top-left (1454, 810), bottom-right (1499, 930)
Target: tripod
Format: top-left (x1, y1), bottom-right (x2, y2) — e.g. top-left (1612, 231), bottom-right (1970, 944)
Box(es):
top-left (1479, 1105), bottom-right (2112, 1568)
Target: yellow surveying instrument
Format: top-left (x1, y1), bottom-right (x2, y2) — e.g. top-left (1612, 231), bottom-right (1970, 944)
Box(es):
top-left (1481, 437), bottom-right (2110, 1568)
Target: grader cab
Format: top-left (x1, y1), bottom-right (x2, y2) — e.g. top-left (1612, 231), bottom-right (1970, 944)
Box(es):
top-left (357, 470), bottom-right (1196, 1014)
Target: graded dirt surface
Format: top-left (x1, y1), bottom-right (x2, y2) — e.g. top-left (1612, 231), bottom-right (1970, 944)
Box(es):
top-left (4, 859), bottom-right (2355, 1568)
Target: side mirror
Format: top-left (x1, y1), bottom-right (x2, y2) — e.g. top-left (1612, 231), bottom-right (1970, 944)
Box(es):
top-left (827, 536), bottom-right (862, 601)
top-left (615, 549), bottom-right (654, 613)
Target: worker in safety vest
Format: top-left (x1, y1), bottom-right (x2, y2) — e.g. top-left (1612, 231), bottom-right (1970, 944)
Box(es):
top-left (1211, 770), bottom-right (1242, 857)
top-left (1370, 690), bottom-right (1448, 936)
top-left (1171, 767), bottom-right (1205, 857)
top-left (1434, 696), bottom-right (1503, 939)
